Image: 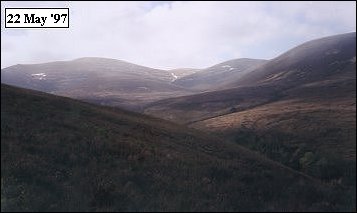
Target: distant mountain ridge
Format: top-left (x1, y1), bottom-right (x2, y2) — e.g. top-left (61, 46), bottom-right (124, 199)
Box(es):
top-left (1, 57), bottom-right (193, 110)
top-left (145, 32), bottom-right (356, 123)
top-left (1, 32), bottom-right (356, 113)
top-left (1, 56), bottom-right (269, 110)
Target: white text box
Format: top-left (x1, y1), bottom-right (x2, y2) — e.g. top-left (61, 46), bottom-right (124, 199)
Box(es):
top-left (5, 8), bottom-right (69, 28)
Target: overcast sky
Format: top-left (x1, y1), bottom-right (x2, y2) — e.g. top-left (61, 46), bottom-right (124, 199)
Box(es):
top-left (1, 1), bottom-right (356, 69)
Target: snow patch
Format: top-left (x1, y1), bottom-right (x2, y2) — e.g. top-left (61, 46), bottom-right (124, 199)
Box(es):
top-left (221, 65), bottom-right (231, 68)
top-left (229, 68), bottom-right (235, 71)
top-left (31, 73), bottom-right (46, 80)
top-left (171, 72), bottom-right (178, 82)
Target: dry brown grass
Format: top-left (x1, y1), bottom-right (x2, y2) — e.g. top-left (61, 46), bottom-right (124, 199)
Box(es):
top-left (191, 98), bottom-right (356, 160)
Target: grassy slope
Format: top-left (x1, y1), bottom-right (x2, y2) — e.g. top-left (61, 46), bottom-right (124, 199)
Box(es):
top-left (191, 75), bottom-right (356, 161)
top-left (1, 84), bottom-right (352, 212)
top-left (191, 97), bottom-right (356, 165)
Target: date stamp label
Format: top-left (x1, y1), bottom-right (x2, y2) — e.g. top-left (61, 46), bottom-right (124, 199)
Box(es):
top-left (5, 8), bottom-right (69, 28)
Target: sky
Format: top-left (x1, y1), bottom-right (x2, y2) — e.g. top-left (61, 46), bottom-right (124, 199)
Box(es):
top-left (1, 1), bottom-right (356, 69)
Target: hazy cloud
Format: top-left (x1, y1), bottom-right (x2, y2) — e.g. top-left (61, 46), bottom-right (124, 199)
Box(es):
top-left (1, 1), bottom-right (356, 69)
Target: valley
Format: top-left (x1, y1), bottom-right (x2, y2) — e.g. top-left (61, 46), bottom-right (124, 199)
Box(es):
top-left (144, 32), bottom-right (356, 194)
top-left (3, 84), bottom-right (349, 211)
top-left (1, 32), bottom-right (356, 211)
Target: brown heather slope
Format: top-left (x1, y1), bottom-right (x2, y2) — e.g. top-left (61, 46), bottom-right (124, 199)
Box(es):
top-left (3, 84), bottom-right (353, 211)
top-left (192, 97), bottom-right (356, 160)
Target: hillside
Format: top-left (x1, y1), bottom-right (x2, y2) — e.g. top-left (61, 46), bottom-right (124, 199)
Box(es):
top-left (191, 94), bottom-right (356, 178)
top-left (144, 84), bottom-right (282, 124)
top-left (1, 84), bottom-right (352, 212)
top-left (1, 57), bottom-right (192, 111)
top-left (173, 58), bottom-right (267, 91)
top-left (191, 57), bottom-right (357, 164)
top-left (143, 32), bottom-right (356, 196)
top-left (228, 32), bottom-right (356, 88)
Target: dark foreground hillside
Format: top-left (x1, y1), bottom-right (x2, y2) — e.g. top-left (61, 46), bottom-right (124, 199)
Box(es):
top-left (1, 84), bottom-right (354, 211)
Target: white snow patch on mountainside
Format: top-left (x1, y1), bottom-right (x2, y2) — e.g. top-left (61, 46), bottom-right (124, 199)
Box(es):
top-left (31, 73), bottom-right (46, 80)
top-left (171, 73), bottom-right (178, 82)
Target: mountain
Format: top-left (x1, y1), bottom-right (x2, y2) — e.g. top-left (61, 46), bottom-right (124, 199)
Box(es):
top-left (227, 32), bottom-right (356, 88)
top-left (173, 58), bottom-right (267, 91)
top-left (145, 32), bottom-right (356, 124)
top-left (143, 32), bottom-right (356, 193)
top-left (1, 57), bottom-right (192, 110)
top-left (2, 83), bottom-right (350, 211)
